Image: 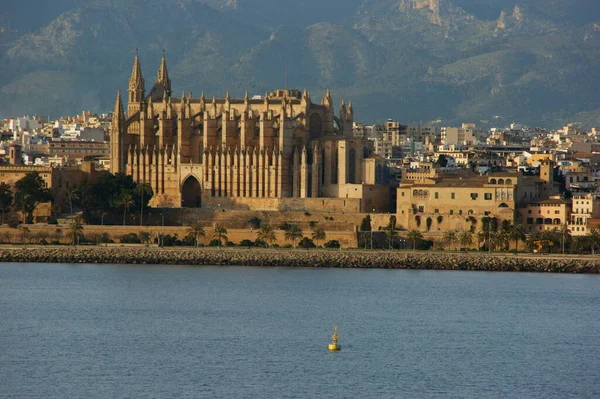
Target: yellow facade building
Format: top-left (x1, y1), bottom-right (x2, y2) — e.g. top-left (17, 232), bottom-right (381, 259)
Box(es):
top-left (396, 161), bottom-right (558, 231)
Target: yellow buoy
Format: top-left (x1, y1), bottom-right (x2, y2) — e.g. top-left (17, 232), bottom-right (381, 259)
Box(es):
top-left (328, 325), bottom-right (341, 351)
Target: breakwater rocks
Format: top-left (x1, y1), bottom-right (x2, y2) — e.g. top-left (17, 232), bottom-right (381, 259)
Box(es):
top-left (1, 247), bottom-right (599, 273)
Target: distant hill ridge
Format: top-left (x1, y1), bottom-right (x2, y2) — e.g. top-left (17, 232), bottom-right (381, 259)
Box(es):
top-left (0, 0), bottom-right (599, 128)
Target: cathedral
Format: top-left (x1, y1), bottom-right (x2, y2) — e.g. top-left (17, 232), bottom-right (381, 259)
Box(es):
top-left (110, 54), bottom-right (390, 212)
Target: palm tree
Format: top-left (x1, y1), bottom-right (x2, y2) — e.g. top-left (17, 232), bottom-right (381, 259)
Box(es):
top-left (311, 228), bottom-right (326, 247)
top-left (476, 231), bottom-right (486, 251)
top-left (187, 221), bottom-right (206, 247)
top-left (509, 224), bottom-right (525, 253)
top-left (134, 182), bottom-right (153, 226)
top-left (115, 191), bottom-right (134, 226)
top-left (213, 224), bottom-right (228, 247)
top-left (443, 230), bottom-right (457, 250)
top-left (559, 223), bottom-right (571, 254)
top-left (67, 218), bottom-right (84, 245)
top-left (256, 224), bottom-right (277, 248)
top-left (406, 229), bottom-right (423, 251)
top-left (284, 224), bottom-right (303, 248)
top-left (65, 186), bottom-right (78, 216)
top-left (587, 228), bottom-right (600, 255)
top-left (495, 230), bottom-right (510, 252)
top-left (385, 227), bottom-right (398, 250)
top-left (458, 230), bottom-right (473, 249)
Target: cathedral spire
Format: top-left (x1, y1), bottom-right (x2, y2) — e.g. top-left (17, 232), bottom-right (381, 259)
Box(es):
top-left (128, 52), bottom-right (145, 103)
top-left (156, 52), bottom-right (171, 98)
top-left (323, 89), bottom-right (333, 108)
top-left (113, 89), bottom-right (125, 123)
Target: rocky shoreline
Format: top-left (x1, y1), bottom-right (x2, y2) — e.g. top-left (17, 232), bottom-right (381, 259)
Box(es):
top-left (1, 246), bottom-right (599, 273)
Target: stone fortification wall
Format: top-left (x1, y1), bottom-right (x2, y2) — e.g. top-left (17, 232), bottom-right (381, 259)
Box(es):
top-left (0, 247), bottom-right (598, 274)
top-left (201, 197), bottom-right (362, 213)
top-left (0, 226), bottom-right (358, 248)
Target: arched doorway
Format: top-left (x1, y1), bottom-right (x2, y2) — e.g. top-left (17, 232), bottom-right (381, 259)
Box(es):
top-left (181, 176), bottom-right (202, 208)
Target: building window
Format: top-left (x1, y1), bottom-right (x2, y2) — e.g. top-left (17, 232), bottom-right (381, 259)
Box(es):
top-left (451, 193), bottom-right (455, 199)
top-left (459, 210), bottom-right (463, 215)
top-left (528, 210), bottom-right (532, 214)
top-left (470, 193), bottom-right (478, 200)
top-left (555, 210), bottom-right (559, 215)
top-left (527, 218), bottom-right (533, 224)
top-left (401, 192), bottom-right (405, 197)
top-left (434, 209), bottom-right (439, 214)
top-left (484, 193), bottom-right (492, 200)
top-left (449, 210), bottom-right (454, 215)
top-left (434, 192), bottom-right (439, 199)
top-left (418, 205), bottom-right (424, 213)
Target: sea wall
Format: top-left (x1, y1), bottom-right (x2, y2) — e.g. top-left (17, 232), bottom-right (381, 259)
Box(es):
top-left (0, 247), bottom-right (599, 273)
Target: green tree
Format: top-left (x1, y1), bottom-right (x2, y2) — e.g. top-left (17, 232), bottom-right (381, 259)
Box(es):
top-left (406, 229), bottom-right (423, 251)
top-left (311, 228), bottom-right (326, 247)
top-left (14, 172), bottom-right (53, 223)
top-left (443, 230), bottom-right (457, 250)
top-left (67, 218), bottom-right (84, 245)
top-left (115, 191), bottom-right (134, 226)
top-left (458, 229), bottom-right (473, 249)
top-left (360, 215), bottom-right (372, 232)
top-left (509, 224), bottom-right (525, 253)
top-left (65, 186), bottom-right (78, 216)
top-left (559, 223), bottom-right (571, 254)
top-left (134, 182), bottom-right (153, 226)
top-left (284, 224), bottom-right (303, 248)
top-left (0, 182), bottom-right (13, 225)
top-left (212, 224), bottom-right (228, 247)
top-left (187, 222), bottom-right (206, 247)
top-left (385, 227), bottom-right (398, 250)
top-left (256, 224), bottom-right (277, 248)
top-left (587, 228), bottom-right (600, 255)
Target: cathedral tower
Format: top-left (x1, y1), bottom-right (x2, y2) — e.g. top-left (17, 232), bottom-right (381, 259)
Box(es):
top-left (128, 52), bottom-right (145, 114)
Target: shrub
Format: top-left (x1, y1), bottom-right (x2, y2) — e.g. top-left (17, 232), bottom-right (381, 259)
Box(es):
top-left (162, 234), bottom-right (181, 247)
top-left (120, 233), bottom-right (141, 244)
top-left (209, 239), bottom-right (222, 247)
top-left (138, 231), bottom-right (152, 244)
top-left (304, 211), bottom-right (312, 216)
top-left (324, 240), bottom-right (340, 248)
top-left (39, 239), bottom-right (48, 246)
top-left (181, 234), bottom-right (196, 246)
top-left (299, 237), bottom-right (315, 249)
top-left (240, 239), bottom-right (254, 247)
top-left (225, 241), bottom-right (235, 247)
top-left (282, 244), bottom-right (293, 248)
top-left (47, 216), bottom-right (58, 225)
top-left (98, 232), bottom-right (113, 244)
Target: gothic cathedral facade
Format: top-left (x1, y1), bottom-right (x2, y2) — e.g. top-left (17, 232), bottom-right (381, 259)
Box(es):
top-left (110, 54), bottom-right (388, 211)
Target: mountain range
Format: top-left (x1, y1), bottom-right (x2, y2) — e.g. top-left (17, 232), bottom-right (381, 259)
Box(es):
top-left (1, 0), bottom-right (599, 128)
